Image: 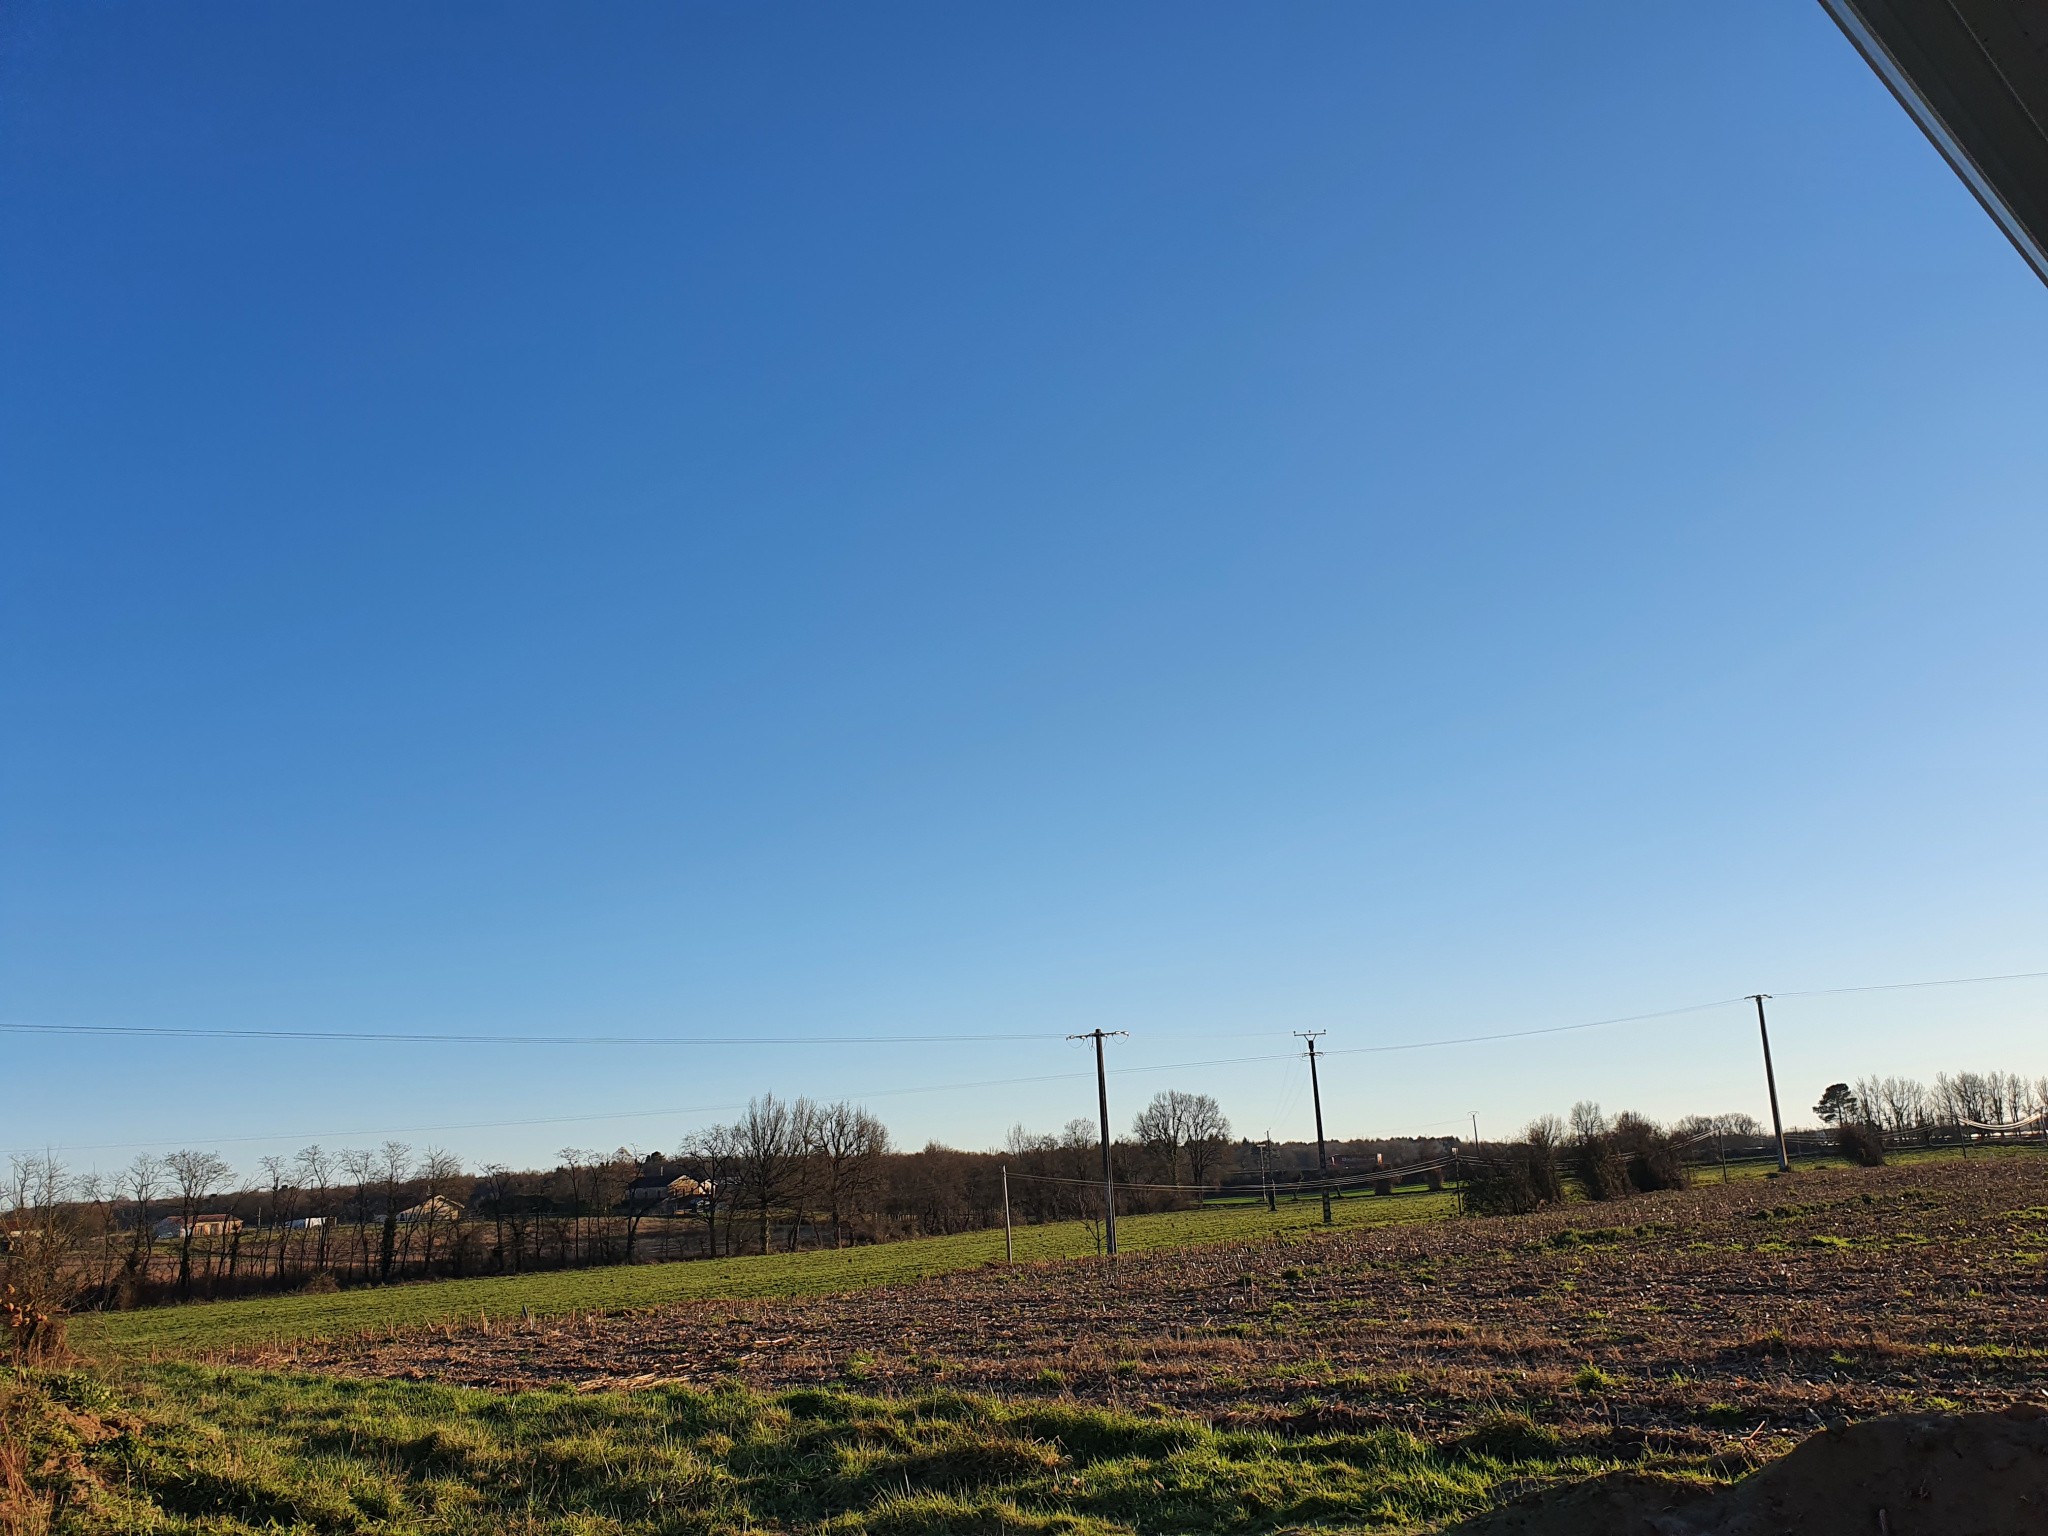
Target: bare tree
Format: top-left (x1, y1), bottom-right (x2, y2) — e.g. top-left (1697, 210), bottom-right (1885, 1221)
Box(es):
top-left (340, 1147), bottom-right (378, 1280)
top-left (682, 1124), bottom-right (742, 1258)
top-left (1860, 1077), bottom-right (1930, 1133)
top-left (555, 1148), bottom-right (598, 1265)
top-left (258, 1155), bottom-right (295, 1283)
top-left (1181, 1095), bottom-right (1232, 1188)
top-left (733, 1095), bottom-right (803, 1255)
top-left (813, 1102), bottom-right (890, 1247)
top-left (610, 1150), bottom-right (657, 1262)
top-left (784, 1100), bottom-right (825, 1251)
top-left (376, 1142), bottom-right (412, 1282)
top-left (416, 1148), bottom-right (463, 1275)
top-left (1132, 1091), bottom-right (1194, 1184)
top-left (163, 1149), bottom-right (232, 1299)
top-left (1060, 1117), bottom-right (1106, 1244)
top-left (121, 1153), bottom-right (165, 1297)
top-left (1936, 1071), bottom-right (1997, 1126)
top-left (1569, 1101), bottom-right (1610, 1143)
top-left (585, 1152), bottom-right (633, 1265)
top-left (78, 1170), bottom-right (119, 1305)
top-left (477, 1163), bottom-right (532, 1272)
top-left (294, 1145), bottom-right (334, 1275)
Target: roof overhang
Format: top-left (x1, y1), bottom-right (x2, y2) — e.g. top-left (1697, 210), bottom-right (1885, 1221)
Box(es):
top-left (1820, 0), bottom-right (2048, 286)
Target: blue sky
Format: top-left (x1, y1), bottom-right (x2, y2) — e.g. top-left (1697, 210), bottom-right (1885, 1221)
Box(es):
top-left (4, 3), bottom-right (2045, 1176)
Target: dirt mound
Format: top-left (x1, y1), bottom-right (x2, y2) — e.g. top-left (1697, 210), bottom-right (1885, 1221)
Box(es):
top-left (1449, 1405), bottom-right (2048, 1536)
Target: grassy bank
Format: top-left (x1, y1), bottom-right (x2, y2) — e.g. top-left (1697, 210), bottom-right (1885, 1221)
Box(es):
top-left (75, 1189), bottom-right (1456, 1362)
top-left (3, 1363), bottom-right (1681, 1535)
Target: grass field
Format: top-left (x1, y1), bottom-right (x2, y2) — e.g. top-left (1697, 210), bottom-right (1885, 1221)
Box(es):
top-left (2, 1362), bottom-right (1670, 1535)
top-left (18, 1152), bottom-right (2048, 1535)
top-left (73, 1188), bottom-right (1457, 1362)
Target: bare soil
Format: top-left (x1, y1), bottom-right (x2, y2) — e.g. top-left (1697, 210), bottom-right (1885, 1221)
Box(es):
top-left (1445, 1405), bottom-right (2048, 1535)
top-left (267, 1158), bottom-right (2048, 1458)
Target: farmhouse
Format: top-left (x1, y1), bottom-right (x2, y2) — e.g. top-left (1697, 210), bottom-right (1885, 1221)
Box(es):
top-left (623, 1159), bottom-right (710, 1214)
top-left (153, 1214), bottom-right (243, 1240)
top-left (395, 1194), bottom-right (463, 1223)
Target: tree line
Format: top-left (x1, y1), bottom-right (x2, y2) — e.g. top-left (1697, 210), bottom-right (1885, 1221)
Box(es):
top-left (0, 1088), bottom-right (1246, 1320)
top-left (12, 1064), bottom-right (2039, 1342)
top-left (1462, 1061), bottom-right (2048, 1217)
top-left (1820, 1070), bottom-right (2048, 1133)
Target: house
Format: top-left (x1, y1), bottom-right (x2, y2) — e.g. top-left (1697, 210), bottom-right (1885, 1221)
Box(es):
top-left (395, 1194), bottom-right (463, 1223)
top-left (623, 1153), bottom-right (710, 1213)
top-left (153, 1214), bottom-right (242, 1240)
top-left (629, 1173), bottom-right (706, 1204)
top-left (624, 1169), bottom-right (675, 1206)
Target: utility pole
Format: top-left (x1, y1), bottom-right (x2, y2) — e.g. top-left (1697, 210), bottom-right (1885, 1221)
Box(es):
top-left (1069, 1029), bottom-right (1128, 1255)
top-left (1260, 1135), bottom-right (1276, 1212)
top-left (1750, 994), bottom-right (1791, 1173)
top-left (1469, 1111), bottom-right (1481, 1148)
top-left (1296, 1031), bottom-right (1332, 1225)
top-left (1001, 1164), bottom-right (1013, 1263)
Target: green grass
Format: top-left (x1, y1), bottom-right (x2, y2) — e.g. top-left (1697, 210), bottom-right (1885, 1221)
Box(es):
top-left (5, 1363), bottom-right (1681, 1534)
top-left (74, 1191), bottom-right (1457, 1363)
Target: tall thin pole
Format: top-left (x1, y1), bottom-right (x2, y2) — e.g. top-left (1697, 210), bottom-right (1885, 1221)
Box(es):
top-left (1751, 994), bottom-right (1790, 1172)
top-left (1069, 1029), bottom-right (1127, 1255)
top-left (1261, 1136), bottom-right (1276, 1212)
top-left (1001, 1164), bottom-right (1013, 1263)
top-left (1297, 1031), bottom-right (1332, 1225)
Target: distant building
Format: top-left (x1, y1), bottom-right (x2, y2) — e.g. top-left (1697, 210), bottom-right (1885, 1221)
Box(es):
top-left (154, 1214), bottom-right (242, 1240)
top-left (623, 1153), bottom-right (710, 1214)
top-left (395, 1194), bottom-right (464, 1223)
top-left (282, 1216), bottom-right (327, 1230)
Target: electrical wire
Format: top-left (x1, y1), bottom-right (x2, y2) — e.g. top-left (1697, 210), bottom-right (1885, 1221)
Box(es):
top-left (5, 967), bottom-right (2040, 1055)
top-left (12, 966), bottom-right (2043, 1160)
top-left (1775, 969), bottom-right (2048, 998)
top-left (0, 1020), bottom-right (1065, 1047)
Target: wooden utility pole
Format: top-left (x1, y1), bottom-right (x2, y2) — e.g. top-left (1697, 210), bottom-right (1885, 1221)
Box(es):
top-left (1260, 1136), bottom-right (1276, 1212)
top-left (1001, 1164), bottom-right (1013, 1263)
top-left (1296, 1031), bottom-right (1332, 1225)
top-left (1069, 1029), bottom-right (1127, 1255)
top-left (1751, 994), bottom-right (1791, 1172)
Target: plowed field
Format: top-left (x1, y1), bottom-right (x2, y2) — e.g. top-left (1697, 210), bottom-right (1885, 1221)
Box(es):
top-left (269, 1155), bottom-right (2048, 1456)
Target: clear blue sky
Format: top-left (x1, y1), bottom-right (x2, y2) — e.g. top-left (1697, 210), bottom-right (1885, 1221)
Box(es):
top-left (4, 3), bottom-right (2045, 1176)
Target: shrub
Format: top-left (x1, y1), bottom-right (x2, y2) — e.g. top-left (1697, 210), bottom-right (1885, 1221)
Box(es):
top-left (1613, 1114), bottom-right (1689, 1194)
top-left (1461, 1143), bottom-right (1562, 1216)
top-left (1570, 1136), bottom-right (1633, 1201)
top-left (1837, 1123), bottom-right (1886, 1167)
top-left (1569, 1114), bottom-right (1686, 1201)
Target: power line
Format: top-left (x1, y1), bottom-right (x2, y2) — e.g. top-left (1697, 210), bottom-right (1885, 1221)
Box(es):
top-left (1775, 968), bottom-right (2048, 998)
top-left (0, 1020), bottom-right (1065, 1047)
top-left (12, 965), bottom-right (2044, 1160)
top-left (4, 967), bottom-right (2041, 1056)
top-left (2, 1068), bottom-right (1097, 1159)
